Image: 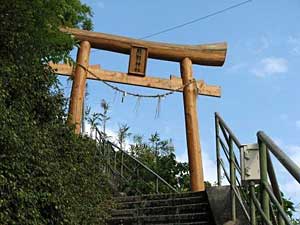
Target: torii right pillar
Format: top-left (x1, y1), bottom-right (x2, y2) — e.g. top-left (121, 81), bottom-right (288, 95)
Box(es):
top-left (181, 57), bottom-right (205, 191)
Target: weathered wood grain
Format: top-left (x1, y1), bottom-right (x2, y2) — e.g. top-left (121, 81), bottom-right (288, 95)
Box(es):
top-left (181, 57), bottom-right (205, 192)
top-left (61, 27), bottom-right (227, 66)
top-left (67, 41), bottom-right (91, 134)
top-left (49, 63), bottom-right (221, 97)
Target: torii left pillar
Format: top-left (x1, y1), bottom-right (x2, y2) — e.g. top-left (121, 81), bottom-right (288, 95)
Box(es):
top-left (68, 41), bottom-right (91, 134)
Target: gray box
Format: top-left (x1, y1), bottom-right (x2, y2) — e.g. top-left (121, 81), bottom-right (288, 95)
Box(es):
top-left (241, 144), bottom-right (260, 184)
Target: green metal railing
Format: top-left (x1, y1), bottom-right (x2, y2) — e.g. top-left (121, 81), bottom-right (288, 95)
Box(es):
top-left (215, 112), bottom-right (250, 222)
top-left (252, 131), bottom-right (300, 225)
top-left (94, 128), bottom-right (177, 195)
top-left (215, 112), bottom-right (300, 225)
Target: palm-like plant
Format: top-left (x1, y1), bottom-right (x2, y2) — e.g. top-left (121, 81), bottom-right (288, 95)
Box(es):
top-left (117, 124), bottom-right (131, 150)
top-left (87, 112), bottom-right (101, 138)
top-left (99, 99), bottom-right (110, 135)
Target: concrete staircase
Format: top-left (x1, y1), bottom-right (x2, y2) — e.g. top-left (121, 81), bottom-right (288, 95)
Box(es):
top-left (107, 191), bottom-right (215, 225)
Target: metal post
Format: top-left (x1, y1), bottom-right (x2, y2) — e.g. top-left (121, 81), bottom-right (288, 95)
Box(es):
top-left (121, 152), bottom-right (124, 176)
top-left (108, 146), bottom-right (111, 177)
top-left (114, 152), bottom-right (117, 170)
top-left (278, 215), bottom-right (285, 225)
top-left (215, 114), bottom-right (221, 186)
top-left (229, 136), bottom-right (236, 221)
top-left (259, 139), bottom-right (270, 224)
top-left (250, 182), bottom-right (257, 225)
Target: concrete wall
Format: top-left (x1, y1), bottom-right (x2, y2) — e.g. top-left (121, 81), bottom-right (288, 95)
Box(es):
top-left (206, 186), bottom-right (250, 225)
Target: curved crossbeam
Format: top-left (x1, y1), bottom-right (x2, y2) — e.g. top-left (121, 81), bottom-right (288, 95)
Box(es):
top-left (61, 27), bottom-right (227, 66)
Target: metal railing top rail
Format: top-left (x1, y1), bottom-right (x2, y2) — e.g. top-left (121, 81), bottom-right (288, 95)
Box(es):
top-left (95, 128), bottom-right (178, 193)
top-left (215, 112), bottom-right (242, 148)
top-left (257, 131), bottom-right (300, 183)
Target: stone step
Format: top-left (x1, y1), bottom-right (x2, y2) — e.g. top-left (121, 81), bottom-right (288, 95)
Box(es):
top-left (114, 191), bottom-right (206, 203)
top-left (112, 202), bottom-right (209, 218)
top-left (153, 222), bottom-right (212, 225)
top-left (107, 191), bottom-right (215, 225)
top-left (108, 212), bottom-right (210, 225)
top-left (108, 222), bottom-right (212, 225)
top-left (116, 195), bottom-right (207, 210)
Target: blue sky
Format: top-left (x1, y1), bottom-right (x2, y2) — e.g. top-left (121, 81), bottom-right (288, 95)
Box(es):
top-left (59, 0), bottom-right (300, 212)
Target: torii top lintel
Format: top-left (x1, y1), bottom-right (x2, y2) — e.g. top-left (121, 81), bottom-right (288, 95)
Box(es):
top-left (61, 27), bottom-right (227, 66)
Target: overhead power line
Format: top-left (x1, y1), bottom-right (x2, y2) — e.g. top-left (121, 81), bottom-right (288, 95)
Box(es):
top-left (140, 0), bottom-right (252, 40)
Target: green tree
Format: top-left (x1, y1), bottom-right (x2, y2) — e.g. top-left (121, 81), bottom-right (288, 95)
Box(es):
top-left (128, 133), bottom-right (191, 192)
top-left (99, 99), bottom-right (110, 134)
top-left (117, 124), bottom-right (131, 150)
top-left (175, 162), bottom-right (191, 191)
top-left (0, 1), bottom-right (111, 224)
top-left (87, 112), bottom-right (101, 137)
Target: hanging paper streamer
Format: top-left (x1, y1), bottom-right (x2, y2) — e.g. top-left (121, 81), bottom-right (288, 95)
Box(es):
top-left (112, 90), bottom-right (118, 103)
top-left (74, 63), bottom-right (196, 117)
top-left (121, 91), bottom-right (127, 103)
top-left (134, 96), bottom-right (141, 115)
top-left (155, 96), bottom-right (162, 119)
top-left (76, 63), bottom-right (194, 99)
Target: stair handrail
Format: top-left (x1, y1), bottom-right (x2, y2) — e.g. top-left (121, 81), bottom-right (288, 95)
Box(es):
top-left (257, 131), bottom-right (300, 183)
top-left (215, 112), bottom-right (300, 225)
top-left (215, 112), bottom-right (242, 148)
top-left (215, 112), bottom-right (250, 222)
top-left (255, 131), bottom-right (300, 225)
top-left (94, 128), bottom-right (178, 194)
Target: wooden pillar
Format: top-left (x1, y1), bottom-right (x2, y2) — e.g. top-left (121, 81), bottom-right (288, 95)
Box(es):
top-left (180, 57), bottom-right (205, 191)
top-left (68, 41), bottom-right (91, 134)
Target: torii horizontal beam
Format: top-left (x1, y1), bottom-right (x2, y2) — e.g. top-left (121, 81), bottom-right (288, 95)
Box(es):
top-left (49, 63), bottom-right (221, 97)
top-left (61, 27), bottom-right (227, 66)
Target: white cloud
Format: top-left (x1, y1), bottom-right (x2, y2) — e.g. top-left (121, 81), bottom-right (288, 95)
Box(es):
top-left (176, 152), bottom-right (188, 163)
top-left (226, 62), bottom-right (247, 73)
top-left (85, 0), bottom-right (105, 9)
top-left (279, 114), bottom-right (288, 121)
top-left (287, 145), bottom-right (300, 153)
top-left (202, 151), bottom-right (217, 184)
top-left (252, 57), bottom-right (288, 77)
top-left (82, 122), bottom-right (134, 150)
top-left (296, 120), bottom-right (300, 129)
top-left (176, 150), bottom-right (217, 184)
top-left (287, 146), bottom-right (300, 165)
top-left (273, 137), bottom-right (284, 147)
top-left (96, 1), bottom-right (105, 9)
top-left (255, 36), bottom-right (270, 54)
top-left (260, 36), bottom-right (270, 49)
top-left (270, 143), bottom-right (300, 215)
top-left (282, 180), bottom-right (300, 213)
top-left (245, 36), bottom-right (270, 54)
top-left (288, 36), bottom-right (300, 55)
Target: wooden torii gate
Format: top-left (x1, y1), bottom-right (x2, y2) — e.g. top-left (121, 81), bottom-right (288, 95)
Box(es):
top-left (51, 28), bottom-right (227, 192)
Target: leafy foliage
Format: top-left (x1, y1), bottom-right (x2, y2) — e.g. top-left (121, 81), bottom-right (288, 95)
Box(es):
top-left (0, 0), bottom-right (111, 224)
top-left (128, 132), bottom-right (191, 192)
top-left (100, 99), bottom-right (110, 134)
top-left (117, 124), bottom-right (131, 150)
